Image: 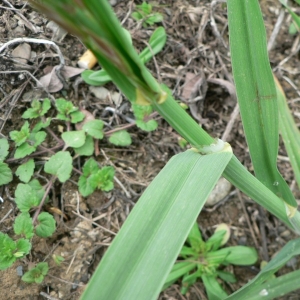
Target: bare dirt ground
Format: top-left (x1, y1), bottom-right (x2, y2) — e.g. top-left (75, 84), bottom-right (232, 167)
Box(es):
top-left (0, 0), bottom-right (300, 299)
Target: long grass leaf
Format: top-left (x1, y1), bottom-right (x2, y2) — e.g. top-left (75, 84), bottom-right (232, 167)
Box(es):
top-left (81, 149), bottom-right (232, 299)
top-left (274, 76), bottom-right (300, 188)
top-left (227, 0), bottom-right (297, 209)
top-left (225, 238), bottom-right (300, 299)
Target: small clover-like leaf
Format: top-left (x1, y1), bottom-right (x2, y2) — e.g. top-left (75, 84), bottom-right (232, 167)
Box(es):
top-left (78, 175), bottom-right (96, 197)
top-left (35, 212), bottom-right (56, 237)
top-left (15, 183), bottom-right (42, 212)
top-left (44, 151), bottom-right (72, 182)
top-left (33, 131), bottom-right (47, 147)
top-left (74, 134), bottom-right (94, 156)
top-left (0, 138), bottom-right (9, 161)
top-left (62, 130), bottom-right (86, 148)
top-left (82, 120), bottom-right (104, 139)
top-left (82, 158), bottom-right (99, 177)
top-left (16, 159), bottom-right (35, 183)
top-left (40, 99), bottom-right (51, 116)
top-left (32, 118), bottom-right (51, 133)
top-left (132, 104), bottom-right (158, 131)
top-left (14, 143), bottom-right (35, 159)
top-left (70, 110), bottom-right (85, 123)
top-left (108, 130), bottom-right (132, 146)
top-left (136, 119), bottom-right (158, 132)
top-left (22, 99), bottom-right (51, 119)
top-left (0, 162), bottom-right (13, 185)
top-left (28, 179), bottom-right (45, 201)
top-left (14, 213), bottom-right (34, 239)
top-left (10, 121), bottom-right (30, 146)
top-left (15, 239), bottom-right (31, 257)
top-left (132, 104), bottom-right (153, 119)
top-left (56, 113), bottom-right (69, 121)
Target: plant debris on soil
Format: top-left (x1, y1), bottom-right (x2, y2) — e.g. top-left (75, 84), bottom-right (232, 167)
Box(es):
top-left (0, 0), bottom-right (300, 299)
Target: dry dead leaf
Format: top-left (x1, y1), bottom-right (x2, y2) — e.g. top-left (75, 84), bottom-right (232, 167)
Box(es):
top-left (39, 65), bottom-right (84, 92)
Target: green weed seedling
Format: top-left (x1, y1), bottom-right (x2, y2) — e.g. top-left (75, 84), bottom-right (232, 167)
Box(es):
top-left (131, 1), bottom-right (163, 28)
top-left (163, 223), bottom-right (258, 298)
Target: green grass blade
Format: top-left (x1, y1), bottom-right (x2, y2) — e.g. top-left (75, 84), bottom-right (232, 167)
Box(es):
top-left (81, 149), bottom-right (232, 300)
top-left (275, 76), bottom-right (300, 189)
top-left (227, 0), bottom-right (297, 209)
top-left (31, 0), bottom-right (300, 230)
top-left (225, 238), bottom-right (300, 300)
top-left (244, 269), bottom-right (300, 300)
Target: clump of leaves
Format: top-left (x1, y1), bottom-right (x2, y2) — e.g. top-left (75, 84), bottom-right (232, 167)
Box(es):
top-left (22, 262), bottom-right (49, 284)
top-left (9, 121), bottom-right (47, 159)
top-left (0, 98), bottom-right (122, 274)
top-left (0, 208), bottom-right (55, 271)
top-left (0, 96), bottom-right (159, 277)
top-left (79, 158), bottom-right (115, 196)
top-left (163, 223), bottom-right (258, 297)
top-left (131, 1), bottom-right (163, 27)
top-left (0, 232), bottom-right (31, 270)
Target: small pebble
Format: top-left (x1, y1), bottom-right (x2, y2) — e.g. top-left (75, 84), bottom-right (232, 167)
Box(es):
top-left (205, 178), bottom-right (232, 207)
top-left (89, 86), bottom-right (109, 99)
top-left (16, 265), bottom-right (23, 276)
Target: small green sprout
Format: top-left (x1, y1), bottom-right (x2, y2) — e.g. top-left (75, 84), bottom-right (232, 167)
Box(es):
top-left (55, 98), bottom-right (85, 123)
top-left (52, 254), bottom-right (65, 266)
top-left (22, 262), bottom-right (49, 284)
top-left (78, 158), bottom-right (115, 197)
top-left (131, 1), bottom-right (163, 28)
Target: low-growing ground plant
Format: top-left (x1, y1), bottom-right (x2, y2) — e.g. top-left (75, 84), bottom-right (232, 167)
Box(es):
top-left (163, 223), bottom-right (257, 297)
top-left (7, 0), bottom-right (300, 298)
top-left (0, 96), bottom-right (159, 280)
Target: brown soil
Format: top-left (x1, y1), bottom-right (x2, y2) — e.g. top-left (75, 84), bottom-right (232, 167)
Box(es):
top-left (0, 0), bottom-right (300, 299)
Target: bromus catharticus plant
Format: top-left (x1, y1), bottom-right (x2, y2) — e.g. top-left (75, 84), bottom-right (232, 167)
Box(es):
top-left (27, 0), bottom-right (300, 299)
